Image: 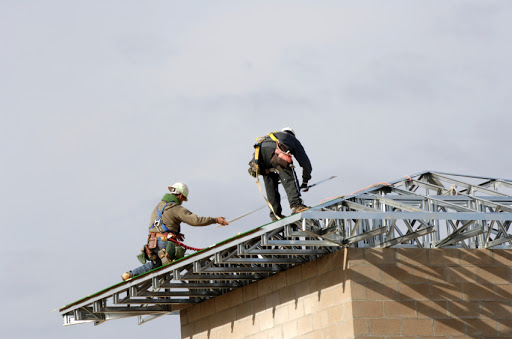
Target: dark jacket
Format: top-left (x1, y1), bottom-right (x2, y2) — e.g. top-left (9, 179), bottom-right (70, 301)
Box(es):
top-left (261, 131), bottom-right (312, 182)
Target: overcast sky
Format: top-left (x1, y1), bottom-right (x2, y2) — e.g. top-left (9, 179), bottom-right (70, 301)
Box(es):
top-left (1, 1), bottom-right (512, 338)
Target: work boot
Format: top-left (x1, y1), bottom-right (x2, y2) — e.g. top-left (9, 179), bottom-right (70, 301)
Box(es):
top-left (270, 214), bottom-right (286, 222)
top-left (121, 272), bottom-right (131, 281)
top-left (291, 204), bottom-right (309, 214)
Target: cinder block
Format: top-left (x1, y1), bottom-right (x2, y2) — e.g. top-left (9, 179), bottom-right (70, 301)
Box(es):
top-left (235, 300), bottom-right (252, 320)
top-left (252, 296), bottom-right (266, 315)
top-left (214, 293), bottom-right (231, 312)
top-left (494, 284), bottom-right (512, 301)
top-left (430, 283), bottom-right (464, 301)
top-left (365, 248), bottom-right (396, 265)
top-left (428, 249), bottom-right (460, 266)
top-left (297, 314), bottom-right (313, 335)
top-left (476, 267), bottom-right (510, 285)
top-left (327, 304), bottom-right (344, 323)
top-left (200, 298), bottom-right (215, 318)
top-left (317, 252), bottom-right (334, 275)
top-left (258, 275), bottom-right (274, 297)
top-left (465, 318), bottom-right (498, 337)
top-left (244, 281), bottom-right (258, 302)
top-left (312, 308), bottom-right (329, 330)
top-left (180, 309), bottom-right (188, 326)
top-left (320, 324), bottom-right (340, 339)
top-left (401, 319), bottom-right (434, 335)
top-left (492, 249), bottom-right (512, 267)
top-left (282, 319), bottom-right (298, 338)
top-left (324, 269), bottom-right (344, 287)
top-left (319, 286), bottom-right (344, 309)
top-left (447, 301), bottom-right (481, 319)
top-left (345, 247), bottom-right (367, 267)
top-left (365, 282), bottom-right (399, 300)
top-left (303, 293), bottom-right (322, 315)
top-left (353, 318), bottom-right (369, 335)
top-left (383, 300), bottom-right (416, 318)
top-left (310, 274), bottom-right (325, 292)
top-left (380, 265), bottom-right (412, 283)
top-left (301, 258), bottom-right (318, 280)
top-left (459, 249), bottom-right (493, 266)
top-left (295, 280), bottom-right (311, 299)
top-left (194, 317), bottom-right (210, 335)
top-left (399, 283), bottom-right (431, 301)
top-left (350, 282), bottom-right (368, 300)
top-left (395, 248), bottom-right (429, 266)
top-left (464, 283), bottom-right (496, 301)
top-left (368, 318), bottom-right (401, 335)
top-left (288, 298), bottom-right (305, 320)
top-left (265, 291), bottom-right (280, 309)
top-left (181, 323), bottom-right (193, 338)
top-left (433, 318), bottom-right (466, 335)
top-left (497, 318), bottom-right (512, 337)
top-left (228, 287), bottom-right (244, 308)
top-left (480, 301), bottom-right (512, 319)
top-left (352, 301), bottom-right (383, 318)
top-left (187, 305), bottom-right (202, 322)
top-left (270, 272), bottom-right (287, 292)
top-left (330, 248), bottom-right (347, 270)
top-left (258, 309), bottom-right (275, 331)
top-left (286, 265), bottom-right (303, 286)
top-left (348, 265), bottom-right (381, 283)
top-left (416, 301), bottom-right (449, 319)
top-left (444, 266), bottom-right (477, 283)
top-left (274, 304), bottom-right (290, 325)
top-left (410, 265), bottom-right (446, 283)
top-left (211, 307), bottom-right (235, 329)
top-left (279, 283), bottom-right (295, 305)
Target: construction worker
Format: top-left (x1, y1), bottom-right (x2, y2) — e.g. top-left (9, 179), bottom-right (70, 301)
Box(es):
top-left (255, 127), bottom-right (312, 221)
top-left (121, 182), bottom-right (229, 280)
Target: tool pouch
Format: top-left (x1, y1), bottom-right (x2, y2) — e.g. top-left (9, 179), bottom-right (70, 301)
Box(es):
top-left (137, 248), bottom-right (147, 264)
top-left (158, 248), bottom-right (170, 265)
top-left (148, 233), bottom-right (158, 249)
top-left (248, 155), bottom-right (258, 178)
top-left (271, 142), bottom-right (292, 168)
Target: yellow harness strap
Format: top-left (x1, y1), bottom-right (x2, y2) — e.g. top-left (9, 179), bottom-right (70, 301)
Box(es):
top-left (253, 132), bottom-right (282, 220)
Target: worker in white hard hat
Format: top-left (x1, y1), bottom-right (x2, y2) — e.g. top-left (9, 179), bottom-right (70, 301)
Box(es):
top-left (121, 182), bottom-right (229, 280)
top-left (250, 127), bottom-right (312, 221)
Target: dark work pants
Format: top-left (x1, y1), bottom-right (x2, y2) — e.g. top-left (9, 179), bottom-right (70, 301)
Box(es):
top-left (260, 145), bottom-right (301, 217)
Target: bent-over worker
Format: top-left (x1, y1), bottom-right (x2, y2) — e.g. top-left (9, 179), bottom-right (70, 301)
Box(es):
top-left (251, 127), bottom-right (312, 221)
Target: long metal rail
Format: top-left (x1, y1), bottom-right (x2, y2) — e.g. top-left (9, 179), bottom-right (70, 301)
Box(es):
top-left (59, 170), bottom-right (512, 326)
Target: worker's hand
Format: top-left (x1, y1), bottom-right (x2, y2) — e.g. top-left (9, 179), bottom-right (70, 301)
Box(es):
top-left (300, 181), bottom-right (309, 192)
top-left (217, 217), bottom-right (229, 226)
top-left (167, 232), bottom-right (185, 242)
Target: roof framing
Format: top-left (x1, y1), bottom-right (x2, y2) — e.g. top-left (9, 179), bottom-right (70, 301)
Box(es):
top-left (59, 170), bottom-right (512, 326)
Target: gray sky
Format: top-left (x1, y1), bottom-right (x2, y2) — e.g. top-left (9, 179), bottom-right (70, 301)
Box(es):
top-left (1, 1), bottom-right (511, 338)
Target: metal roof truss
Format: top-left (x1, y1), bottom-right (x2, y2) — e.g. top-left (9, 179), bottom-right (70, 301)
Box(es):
top-left (60, 171), bottom-right (512, 326)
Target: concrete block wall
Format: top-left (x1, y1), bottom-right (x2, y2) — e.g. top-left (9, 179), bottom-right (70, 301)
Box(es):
top-left (180, 248), bottom-right (512, 338)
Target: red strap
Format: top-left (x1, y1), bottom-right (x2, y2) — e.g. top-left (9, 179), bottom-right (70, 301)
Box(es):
top-left (168, 238), bottom-right (203, 251)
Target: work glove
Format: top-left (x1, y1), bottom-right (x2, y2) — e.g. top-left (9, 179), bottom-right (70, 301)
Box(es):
top-left (300, 181), bottom-right (309, 192)
top-left (217, 217), bottom-right (229, 226)
top-left (167, 232), bottom-right (185, 242)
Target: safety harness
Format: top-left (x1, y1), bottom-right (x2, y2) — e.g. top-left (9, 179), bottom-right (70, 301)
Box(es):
top-left (150, 203), bottom-right (172, 233)
top-left (250, 132), bottom-right (294, 220)
top-left (140, 202), bottom-right (186, 266)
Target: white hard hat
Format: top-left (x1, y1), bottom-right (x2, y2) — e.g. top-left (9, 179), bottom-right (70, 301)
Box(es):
top-left (281, 127), bottom-right (295, 136)
top-left (168, 182), bottom-right (189, 200)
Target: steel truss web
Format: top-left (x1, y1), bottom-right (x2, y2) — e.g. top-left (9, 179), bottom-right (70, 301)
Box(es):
top-left (59, 171), bottom-right (512, 326)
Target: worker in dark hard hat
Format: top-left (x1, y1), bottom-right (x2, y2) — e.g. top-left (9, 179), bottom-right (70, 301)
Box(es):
top-left (121, 182), bottom-right (229, 281)
top-left (250, 127), bottom-right (312, 221)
